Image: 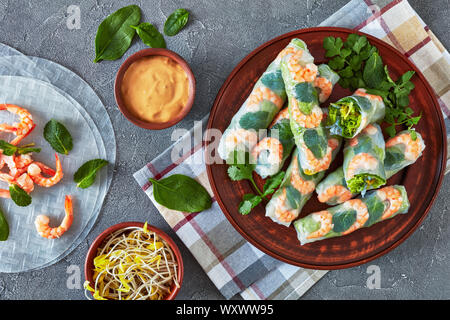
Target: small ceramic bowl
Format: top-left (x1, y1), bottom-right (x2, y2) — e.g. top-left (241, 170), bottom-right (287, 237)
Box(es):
top-left (84, 221), bottom-right (184, 300)
top-left (114, 48), bottom-right (196, 130)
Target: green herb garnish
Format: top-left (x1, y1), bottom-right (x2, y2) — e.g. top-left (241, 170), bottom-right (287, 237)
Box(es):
top-left (0, 140), bottom-right (41, 156)
top-left (149, 174), bottom-right (212, 213)
top-left (74, 159), bottom-right (108, 189)
top-left (43, 119), bottom-right (73, 155)
top-left (164, 9), bottom-right (189, 36)
top-left (93, 5), bottom-right (141, 63)
top-left (9, 184), bottom-right (32, 207)
top-left (130, 23), bottom-right (166, 48)
top-left (0, 206), bottom-right (9, 241)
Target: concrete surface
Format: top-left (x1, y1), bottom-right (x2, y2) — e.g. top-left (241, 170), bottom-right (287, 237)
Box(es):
top-left (0, 0), bottom-right (448, 300)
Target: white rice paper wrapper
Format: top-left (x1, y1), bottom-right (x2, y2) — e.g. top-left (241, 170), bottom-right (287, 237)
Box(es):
top-left (0, 43), bottom-right (115, 272)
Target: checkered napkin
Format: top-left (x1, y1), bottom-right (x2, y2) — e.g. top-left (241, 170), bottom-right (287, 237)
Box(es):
top-left (134, 0), bottom-right (450, 300)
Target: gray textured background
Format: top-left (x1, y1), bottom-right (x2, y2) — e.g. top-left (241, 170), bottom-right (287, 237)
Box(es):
top-left (0, 0), bottom-right (448, 300)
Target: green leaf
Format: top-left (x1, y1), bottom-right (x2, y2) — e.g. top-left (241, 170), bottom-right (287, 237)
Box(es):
top-left (303, 129), bottom-right (327, 159)
top-left (43, 119), bottom-right (73, 155)
top-left (285, 186), bottom-right (301, 209)
top-left (262, 171), bottom-right (285, 197)
top-left (396, 94), bottom-right (410, 107)
top-left (293, 82), bottom-right (317, 104)
top-left (385, 125), bottom-right (397, 137)
top-left (364, 196), bottom-right (385, 227)
top-left (149, 174), bottom-right (212, 213)
top-left (239, 111), bottom-right (270, 130)
top-left (363, 52), bottom-right (385, 88)
top-left (339, 66), bottom-right (354, 78)
top-left (9, 184), bottom-right (32, 207)
top-left (0, 207), bottom-right (9, 241)
top-left (399, 71), bottom-right (415, 84)
top-left (93, 5), bottom-right (141, 62)
top-left (409, 129), bottom-right (417, 141)
top-left (332, 209), bottom-right (357, 233)
top-left (164, 8), bottom-right (189, 36)
top-left (227, 164), bottom-right (254, 181)
top-left (340, 48), bottom-right (352, 58)
top-left (323, 36), bottom-right (343, 57)
top-left (130, 23), bottom-right (166, 48)
top-left (349, 55), bottom-right (362, 71)
top-left (0, 140), bottom-right (41, 156)
top-left (261, 70), bottom-right (285, 94)
top-left (239, 194), bottom-right (262, 215)
top-left (74, 159), bottom-right (108, 189)
top-left (328, 56), bottom-right (345, 70)
top-left (352, 36), bottom-right (367, 54)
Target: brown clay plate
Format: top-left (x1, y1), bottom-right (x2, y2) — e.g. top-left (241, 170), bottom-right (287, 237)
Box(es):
top-left (205, 27), bottom-right (447, 269)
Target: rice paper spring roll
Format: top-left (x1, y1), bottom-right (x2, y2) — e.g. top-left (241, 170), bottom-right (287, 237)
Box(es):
top-left (315, 64), bottom-right (340, 103)
top-left (343, 123), bottom-right (386, 194)
top-left (316, 130), bottom-right (424, 205)
top-left (327, 88), bottom-right (385, 138)
top-left (266, 136), bottom-right (341, 227)
top-left (218, 40), bottom-right (302, 162)
top-left (252, 108), bottom-right (295, 178)
top-left (294, 185), bottom-right (409, 245)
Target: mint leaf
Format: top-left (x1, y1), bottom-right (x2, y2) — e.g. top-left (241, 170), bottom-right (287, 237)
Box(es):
top-left (9, 184), bottom-right (31, 207)
top-left (43, 119), bottom-right (73, 155)
top-left (74, 159), bottom-right (108, 189)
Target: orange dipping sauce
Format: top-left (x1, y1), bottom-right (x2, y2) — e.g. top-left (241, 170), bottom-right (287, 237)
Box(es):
top-left (120, 56), bottom-right (189, 123)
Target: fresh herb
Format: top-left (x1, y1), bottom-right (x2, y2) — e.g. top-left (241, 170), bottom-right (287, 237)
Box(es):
top-left (239, 194), bottom-right (262, 215)
top-left (0, 207), bottom-right (9, 241)
top-left (74, 159), bottom-right (108, 189)
top-left (0, 140), bottom-right (41, 156)
top-left (93, 5), bottom-right (141, 63)
top-left (43, 119), bottom-right (73, 155)
top-left (164, 9), bottom-right (189, 36)
top-left (332, 209), bottom-right (357, 233)
top-left (9, 184), bottom-right (32, 207)
top-left (149, 174), bottom-right (212, 213)
top-left (130, 23), bottom-right (166, 48)
top-left (323, 33), bottom-right (420, 137)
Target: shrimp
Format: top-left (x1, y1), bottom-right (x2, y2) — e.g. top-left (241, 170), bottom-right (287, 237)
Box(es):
top-left (354, 88), bottom-right (383, 102)
top-left (287, 57), bottom-right (318, 83)
top-left (290, 98), bottom-right (323, 129)
top-left (246, 87), bottom-right (284, 112)
top-left (341, 199), bottom-right (369, 235)
top-left (376, 186), bottom-right (403, 220)
top-left (35, 195), bottom-right (73, 239)
top-left (314, 77), bottom-right (332, 102)
top-left (224, 128), bottom-right (258, 156)
top-left (346, 153), bottom-right (378, 179)
top-left (0, 171), bottom-right (34, 194)
top-left (27, 153), bottom-right (63, 187)
top-left (306, 210), bottom-right (333, 239)
top-left (0, 189), bottom-right (10, 198)
top-left (302, 138), bottom-right (340, 175)
top-left (269, 108), bottom-right (289, 128)
top-left (290, 156), bottom-right (315, 195)
top-left (274, 189), bottom-right (298, 223)
top-left (0, 104), bottom-right (35, 145)
top-left (362, 124), bottom-right (378, 135)
top-left (348, 137), bottom-right (359, 147)
top-left (318, 185), bottom-right (353, 204)
top-left (276, 47), bottom-right (298, 61)
top-left (251, 137), bottom-right (283, 166)
top-left (385, 132), bottom-right (424, 161)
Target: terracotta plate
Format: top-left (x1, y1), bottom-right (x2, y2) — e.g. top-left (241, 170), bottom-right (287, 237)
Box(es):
top-left (206, 27), bottom-right (447, 269)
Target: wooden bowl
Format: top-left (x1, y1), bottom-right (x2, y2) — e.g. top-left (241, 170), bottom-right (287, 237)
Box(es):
top-left (206, 27), bottom-right (447, 269)
top-left (114, 48), bottom-right (196, 130)
top-left (84, 221), bottom-right (184, 300)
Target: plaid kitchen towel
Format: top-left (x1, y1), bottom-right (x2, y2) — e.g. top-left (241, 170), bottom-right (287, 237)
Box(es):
top-left (134, 0), bottom-right (450, 300)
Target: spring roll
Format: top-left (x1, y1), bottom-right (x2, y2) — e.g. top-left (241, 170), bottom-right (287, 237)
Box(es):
top-left (327, 88), bottom-right (385, 138)
top-left (252, 108), bottom-right (295, 178)
top-left (315, 64), bottom-right (340, 103)
top-left (218, 41), bottom-right (301, 162)
top-left (266, 136), bottom-right (341, 227)
top-left (316, 130), bottom-right (425, 205)
top-left (343, 123), bottom-right (386, 194)
top-left (294, 185), bottom-right (410, 245)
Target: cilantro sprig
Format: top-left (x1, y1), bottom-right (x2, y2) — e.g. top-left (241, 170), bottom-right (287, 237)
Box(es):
top-left (0, 140), bottom-right (41, 156)
top-left (227, 151), bottom-right (285, 215)
top-left (323, 34), bottom-right (421, 138)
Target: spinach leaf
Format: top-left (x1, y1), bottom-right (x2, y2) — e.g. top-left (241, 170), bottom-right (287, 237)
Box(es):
top-left (0, 207), bottom-right (9, 241)
top-left (0, 140), bottom-right (41, 156)
top-left (94, 5), bottom-right (141, 63)
top-left (9, 184), bottom-right (32, 207)
top-left (131, 23), bottom-right (166, 48)
top-left (43, 119), bottom-right (73, 155)
top-left (363, 52), bottom-right (384, 88)
top-left (239, 111), bottom-right (270, 130)
top-left (239, 194), bottom-right (262, 215)
top-left (149, 174), bottom-right (211, 213)
top-left (164, 9), bottom-right (189, 36)
top-left (332, 209), bottom-right (356, 233)
top-left (74, 159), bottom-right (109, 189)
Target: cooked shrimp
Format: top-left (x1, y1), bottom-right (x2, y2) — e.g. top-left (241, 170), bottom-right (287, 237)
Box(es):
top-left (291, 98), bottom-right (323, 129)
top-left (314, 77), bottom-right (332, 102)
top-left (318, 185), bottom-right (353, 204)
top-left (224, 128), bottom-right (258, 155)
top-left (0, 189), bottom-right (10, 198)
top-left (246, 87), bottom-right (284, 112)
top-left (15, 173), bottom-right (34, 193)
top-left (35, 195), bottom-right (73, 239)
top-left (302, 138), bottom-right (339, 174)
top-left (0, 104), bottom-right (35, 145)
top-left (27, 153), bottom-right (63, 187)
top-left (341, 199), bottom-right (369, 235)
top-left (376, 186), bottom-right (403, 220)
top-left (251, 137), bottom-right (283, 166)
top-left (274, 189), bottom-right (298, 223)
top-left (354, 88), bottom-right (383, 102)
top-left (269, 108), bottom-right (289, 128)
top-left (346, 153), bottom-right (378, 179)
top-left (276, 47), bottom-right (298, 61)
top-left (290, 156), bottom-right (315, 194)
top-left (385, 132), bottom-right (424, 161)
top-left (348, 137), bottom-right (359, 147)
top-left (288, 55), bottom-right (318, 82)
top-left (362, 124), bottom-right (378, 135)
top-left (307, 210), bottom-right (333, 239)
